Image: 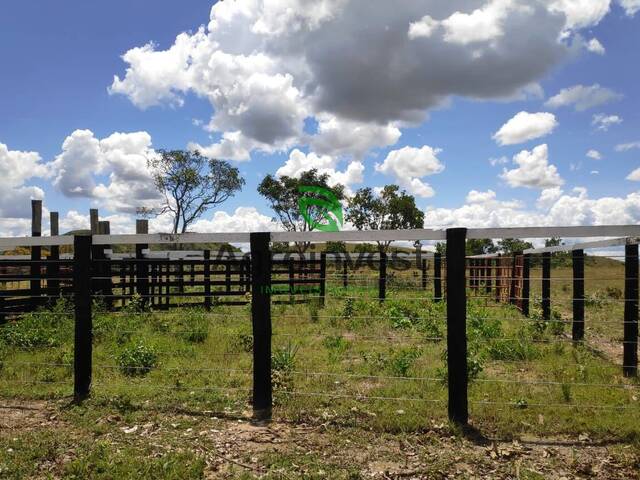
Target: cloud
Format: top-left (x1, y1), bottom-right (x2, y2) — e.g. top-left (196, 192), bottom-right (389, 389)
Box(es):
top-left (586, 149), bottom-right (602, 160)
top-left (592, 113), bottom-right (622, 131)
top-left (500, 144), bottom-right (563, 189)
top-left (489, 156), bottom-right (509, 166)
top-left (544, 84), bottom-right (622, 111)
top-left (50, 129), bottom-right (160, 213)
top-left (109, 0), bottom-right (611, 160)
top-left (0, 141), bottom-right (48, 218)
top-left (585, 38), bottom-right (605, 54)
top-left (189, 207), bottom-right (279, 233)
top-left (618, 0), bottom-right (640, 16)
top-left (309, 114), bottom-right (401, 159)
top-left (466, 189), bottom-right (497, 204)
top-left (275, 148), bottom-right (364, 193)
top-left (425, 187), bottom-right (640, 228)
top-left (615, 141), bottom-right (640, 152)
top-left (375, 145), bottom-right (444, 198)
top-left (627, 168), bottom-right (640, 181)
top-left (492, 111), bottom-right (558, 146)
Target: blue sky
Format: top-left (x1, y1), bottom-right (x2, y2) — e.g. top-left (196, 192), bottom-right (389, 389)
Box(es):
top-left (1, 0), bottom-right (640, 236)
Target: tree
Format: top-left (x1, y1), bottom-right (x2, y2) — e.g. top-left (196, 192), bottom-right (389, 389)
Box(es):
top-left (466, 239), bottom-right (497, 256)
top-left (325, 241), bottom-right (347, 253)
top-left (498, 238), bottom-right (533, 254)
top-left (346, 185), bottom-right (424, 253)
top-left (148, 150), bottom-right (244, 234)
top-left (257, 170), bottom-right (345, 253)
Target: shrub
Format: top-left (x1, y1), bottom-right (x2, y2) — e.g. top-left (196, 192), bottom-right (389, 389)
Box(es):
top-left (322, 335), bottom-right (350, 360)
top-left (123, 293), bottom-right (150, 314)
top-left (272, 342), bottom-right (299, 372)
top-left (605, 286), bottom-right (623, 299)
top-left (232, 333), bottom-right (253, 353)
top-left (118, 341), bottom-right (158, 376)
top-left (388, 347), bottom-right (421, 377)
top-left (341, 298), bottom-right (355, 319)
top-left (1, 315), bottom-right (59, 349)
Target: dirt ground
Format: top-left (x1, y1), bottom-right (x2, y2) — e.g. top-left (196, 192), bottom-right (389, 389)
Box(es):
top-left (1, 400), bottom-right (639, 479)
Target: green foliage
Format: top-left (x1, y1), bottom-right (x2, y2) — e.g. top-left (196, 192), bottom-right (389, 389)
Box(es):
top-left (323, 335), bottom-right (350, 360)
top-left (388, 347), bottom-right (421, 377)
top-left (0, 300), bottom-right (72, 349)
top-left (486, 337), bottom-right (539, 361)
top-left (232, 333), bottom-right (253, 353)
top-left (272, 342), bottom-right (299, 373)
top-left (118, 341), bottom-right (158, 376)
top-left (177, 310), bottom-right (209, 343)
top-left (148, 149), bottom-right (244, 234)
top-left (257, 169), bottom-right (344, 252)
top-left (498, 238), bottom-right (534, 254)
top-left (466, 239), bottom-right (497, 256)
top-left (123, 293), bottom-right (150, 314)
top-left (346, 185), bottom-right (424, 253)
top-left (325, 241), bottom-right (347, 253)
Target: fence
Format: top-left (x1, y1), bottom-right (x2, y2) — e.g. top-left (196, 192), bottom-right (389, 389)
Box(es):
top-left (1, 218), bottom-right (640, 428)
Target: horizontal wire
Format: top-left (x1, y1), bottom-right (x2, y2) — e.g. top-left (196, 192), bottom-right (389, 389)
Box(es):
top-left (275, 390), bottom-right (445, 403)
top-left (471, 400), bottom-right (637, 410)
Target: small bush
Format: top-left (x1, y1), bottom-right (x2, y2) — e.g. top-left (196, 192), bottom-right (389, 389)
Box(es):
top-left (1, 315), bottom-right (59, 349)
top-left (272, 342), bottom-right (299, 372)
top-left (232, 333), bottom-right (253, 353)
top-left (486, 337), bottom-right (539, 361)
top-left (123, 293), bottom-right (150, 314)
top-left (322, 335), bottom-right (350, 360)
top-left (118, 341), bottom-right (158, 376)
top-left (388, 347), bottom-right (421, 377)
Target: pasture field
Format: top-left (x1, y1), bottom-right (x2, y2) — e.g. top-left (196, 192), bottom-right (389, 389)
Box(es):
top-left (1, 258), bottom-right (639, 478)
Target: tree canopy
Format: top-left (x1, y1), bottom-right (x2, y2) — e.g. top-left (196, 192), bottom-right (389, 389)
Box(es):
top-left (257, 169), bottom-right (345, 252)
top-left (147, 150), bottom-right (244, 234)
top-left (346, 185), bottom-right (424, 253)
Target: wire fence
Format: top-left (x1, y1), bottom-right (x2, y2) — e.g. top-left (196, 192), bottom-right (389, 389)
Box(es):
top-left (1, 225), bottom-right (639, 433)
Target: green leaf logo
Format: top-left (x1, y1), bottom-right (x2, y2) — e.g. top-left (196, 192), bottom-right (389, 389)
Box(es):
top-left (298, 185), bottom-right (343, 232)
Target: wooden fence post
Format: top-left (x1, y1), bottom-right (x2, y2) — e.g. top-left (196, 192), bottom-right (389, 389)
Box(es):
top-left (446, 228), bottom-right (468, 426)
top-left (48, 212), bottom-right (60, 300)
top-left (542, 252), bottom-right (551, 321)
top-left (495, 255), bottom-right (502, 303)
top-left (434, 252), bottom-right (442, 302)
top-left (378, 252), bottom-right (387, 302)
top-left (342, 256), bottom-right (348, 288)
top-left (204, 250), bottom-right (211, 311)
top-left (623, 243), bottom-right (638, 377)
top-left (522, 254), bottom-right (531, 317)
top-left (572, 249), bottom-right (585, 342)
top-left (320, 252), bottom-right (327, 307)
top-left (250, 232), bottom-right (272, 421)
top-left (31, 200), bottom-right (42, 310)
top-left (73, 235), bottom-right (92, 402)
top-left (98, 221), bottom-right (112, 310)
top-left (89, 209), bottom-right (99, 235)
top-left (509, 252), bottom-right (518, 306)
top-left (135, 220), bottom-right (149, 307)
top-left (485, 258), bottom-right (492, 294)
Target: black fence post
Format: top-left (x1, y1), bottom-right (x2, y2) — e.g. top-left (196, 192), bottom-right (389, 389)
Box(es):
top-left (319, 252), bottom-right (327, 307)
top-left (522, 254), bottom-right (531, 317)
top-left (48, 212), bottom-right (60, 300)
top-left (250, 232), bottom-right (272, 421)
top-left (73, 235), bottom-right (93, 402)
top-left (30, 200), bottom-right (42, 310)
top-left (135, 220), bottom-right (149, 307)
top-left (421, 258), bottom-right (428, 290)
top-left (495, 255), bottom-right (502, 303)
top-left (204, 250), bottom-right (211, 311)
top-left (542, 252), bottom-right (551, 321)
top-left (379, 252), bottom-right (387, 302)
top-left (446, 228), bottom-right (468, 426)
top-left (434, 252), bottom-right (442, 302)
top-left (623, 243), bottom-right (638, 377)
top-left (572, 249), bottom-right (585, 342)
top-left (509, 252), bottom-right (518, 306)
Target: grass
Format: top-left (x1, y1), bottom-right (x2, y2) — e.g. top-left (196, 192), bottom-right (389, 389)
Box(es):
top-left (0, 257), bottom-right (639, 477)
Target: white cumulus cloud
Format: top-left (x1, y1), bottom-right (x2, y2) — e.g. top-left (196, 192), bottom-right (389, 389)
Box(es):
top-left (592, 113), bottom-right (622, 131)
top-left (492, 111), bottom-right (558, 146)
top-left (0, 142), bottom-right (48, 218)
top-left (586, 149), bottom-right (602, 160)
top-left (375, 145), bottom-right (445, 198)
top-left (500, 144), bottom-right (564, 189)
